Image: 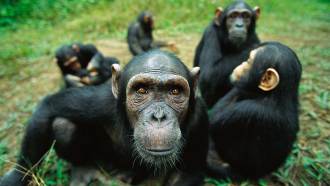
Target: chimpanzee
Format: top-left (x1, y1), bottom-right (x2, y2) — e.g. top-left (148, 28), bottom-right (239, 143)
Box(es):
top-left (55, 43), bottom-right (119, 88)
top-left (127, 11), bottom-right (177, 56)
top-left (86, 55), bottom-right (119, 85)
top-left (208, 42), bottom-right (302, 180)
top-left (194, 1), bottom-right (261, 108)
top-left (0, 50), bottom-right (209, 186)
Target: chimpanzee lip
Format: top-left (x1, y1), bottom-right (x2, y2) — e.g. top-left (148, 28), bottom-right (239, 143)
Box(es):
top-left (144, 148), bottom-right (174, 156)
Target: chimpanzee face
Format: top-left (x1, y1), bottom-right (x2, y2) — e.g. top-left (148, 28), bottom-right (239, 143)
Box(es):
top-left (230, 48), bottom-right (257, 82)
top-left (111, 52), bottom-right (199, 169)
top-left (127, 63), bottom-right (190, 168)
top-left (226, 6), bottom-right (252, 46)
top-left (231, 47), bottom-right (280, 92)
top-left (222, 2), bottom-right (260, 47)
top-left (64, 56), bottom-right (81, 71)
top-left (144, 15), bottom-right (154, 28)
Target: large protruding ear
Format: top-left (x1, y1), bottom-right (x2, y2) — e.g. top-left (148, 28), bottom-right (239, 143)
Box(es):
top-left (111, 64), bottom-right (121, 99)
top-left (214, 7), bottom-right (223, 26)
top-left (258, 68), bottom-right (279, 91)
top-left (190, 67), bottom-right (200, 93)
top-left (254, 6), bottom-right (260, 20)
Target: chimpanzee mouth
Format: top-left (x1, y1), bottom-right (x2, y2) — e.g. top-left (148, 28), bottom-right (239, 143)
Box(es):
top-left (136, 145), bottom-right (179, 159)
top-left (144, 148), bottom-right (175, 156)
top-left (133, 140), bottom-right (183, 173)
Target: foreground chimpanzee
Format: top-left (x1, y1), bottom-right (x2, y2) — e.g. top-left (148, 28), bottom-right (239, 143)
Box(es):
top-left (194, 1), bottom-right (260, 108)
top-left (55, 43), bottom-right (119, 88)
top-left (0, 50), bottom-right (208, 186)
top-left (208, 42), bottom-right (302, 180)
top-left (127, 11), bottom-right (177, 56)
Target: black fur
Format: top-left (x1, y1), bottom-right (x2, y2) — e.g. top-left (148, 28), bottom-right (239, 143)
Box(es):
top-left (55, 43), bottom-right (119, 88)
top-left (127, 11), bottom-right (167, 56)
top-left (209, 42), bottom-right (302, 180)
top-left (194, 1), bottom-right (260, 108)
top-left (0, 50), bottom-right (208, 186)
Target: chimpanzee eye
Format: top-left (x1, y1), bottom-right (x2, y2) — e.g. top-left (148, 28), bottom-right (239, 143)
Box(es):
top-left (136, 87), bottom-right (148, 94)
top-left (170, 88), bottom-right (180, 95)
top-left (229, 12), bottom-right (239, 19)
top-left (242, 12), bottom-right (251, 19)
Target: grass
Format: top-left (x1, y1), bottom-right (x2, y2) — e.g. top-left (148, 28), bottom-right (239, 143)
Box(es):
top-left (0, 0), bottom-right (330, 185)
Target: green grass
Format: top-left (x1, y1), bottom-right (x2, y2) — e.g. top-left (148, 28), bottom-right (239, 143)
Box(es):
top-left (0, 0), bottom-right (330, 185)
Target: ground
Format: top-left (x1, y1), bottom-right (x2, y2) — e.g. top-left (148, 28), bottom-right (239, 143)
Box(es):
top-left (0, 0), bottom-right (329, 185)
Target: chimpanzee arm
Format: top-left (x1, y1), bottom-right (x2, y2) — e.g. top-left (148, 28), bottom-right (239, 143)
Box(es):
top-left (79, 44), bottom-right (98, 57)
top-left (89, 74), bottom-right (107, 85)
top-left (64, 74), bottom-right (85, 88)
top-left (87, 53), bottom-right (114, 85)
top-left (76, 44), bottom-right (99, 68)
top-left (0, 85), bottom-right (118, 185)
top-left (89, 52), bottom-right (103, 64)
top-left (127, 24), bottom-right (144, 55)
top-left (209, 88), bottom-right (240, 116)
top-left (210, 98), bottom-right (293, 135)
top-left (193, 38), bottom-right (204, 67)
top-left (198, 24), bottom-right (223, 69)
top-left (196, 24), bottom-right (225, 107)
top-left (90, 56), bottom-right (118, 85)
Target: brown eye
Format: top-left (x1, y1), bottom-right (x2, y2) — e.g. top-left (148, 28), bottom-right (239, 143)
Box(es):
top-left (242, 12), bottom-right (251, 19)
top-left (229, 12), bottom-right (238, 19)
top-left (137, 87), bottom-right (148, 94)
top-left (170, 88), bottom-right (180, 95)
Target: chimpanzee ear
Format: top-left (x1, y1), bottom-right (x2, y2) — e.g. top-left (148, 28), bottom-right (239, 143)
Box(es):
top-left (258, 68), bottom-right (279, 91)
top-left (72, 44), bottom-right (80, 52)
top-left (190, 67), bottom-right (200, 93)
top-left (254, 6), bottom-right (260, 20)
top-left (111, 64), bottom-right (121, 99)
top-left (214, 7), bottom-right (223, 26)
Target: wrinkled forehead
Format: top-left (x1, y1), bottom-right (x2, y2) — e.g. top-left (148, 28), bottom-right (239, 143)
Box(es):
top-left (127, 73), bottom-right (190, 90)
top-left (126, 54), bottom-right (188, 77)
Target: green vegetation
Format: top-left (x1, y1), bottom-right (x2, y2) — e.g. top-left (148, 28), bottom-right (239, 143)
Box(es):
top-left (0, 0), bottom-right (329, 185)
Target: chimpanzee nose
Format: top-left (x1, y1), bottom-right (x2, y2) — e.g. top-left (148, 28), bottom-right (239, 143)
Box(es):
top-left (236, 23), bottom-right (243, 28)
top-left (235, 19), bottom-right (244, 28)
top-left (152, 106), bottom-right (166, 123)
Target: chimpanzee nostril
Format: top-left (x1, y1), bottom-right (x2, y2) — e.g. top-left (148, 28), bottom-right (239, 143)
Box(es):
top-left (236, 23), bottom-right (243, 28)
top-left (152, 106), bottom-right (166, 123)
top-left (235, 19), bottom-right (244, 28)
